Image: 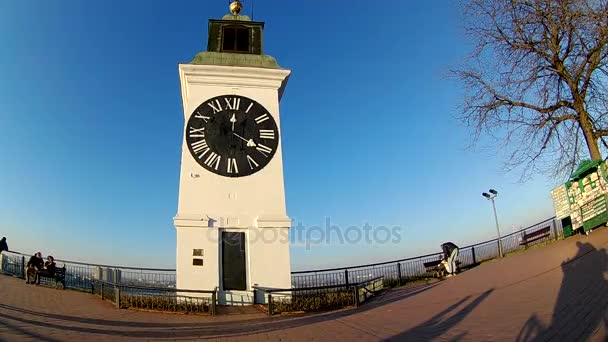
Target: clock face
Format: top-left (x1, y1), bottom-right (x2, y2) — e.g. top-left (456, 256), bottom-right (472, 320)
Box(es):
top-left (185, 95), bottom-right (280, 177)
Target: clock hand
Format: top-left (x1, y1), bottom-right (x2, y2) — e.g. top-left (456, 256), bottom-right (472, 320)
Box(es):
top-left (230, 113), bottom-right (236, 131)
top-left (233, 132), bottom-right (257, 147)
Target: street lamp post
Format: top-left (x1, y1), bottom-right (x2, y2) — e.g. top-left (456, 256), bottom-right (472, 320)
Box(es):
top-left (482, 189), bottom-right (503, 258)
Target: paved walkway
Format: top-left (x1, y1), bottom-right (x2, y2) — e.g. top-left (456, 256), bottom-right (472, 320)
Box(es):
top-left (2, 229), bottom-right (608, 341)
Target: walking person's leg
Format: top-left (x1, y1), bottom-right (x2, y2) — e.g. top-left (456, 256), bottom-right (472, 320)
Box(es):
top-left (450, 248), bottom-right (458, 274)
top-left (449, 248), bottom-right (458, 275)
top-left (445, 255), bottom-right (453, 274)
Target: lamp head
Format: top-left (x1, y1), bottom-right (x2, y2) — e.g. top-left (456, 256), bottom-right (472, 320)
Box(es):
top-left (482, 192), bottom-right (491, 198)
top-left (489, 189), bottom-right (498, 195)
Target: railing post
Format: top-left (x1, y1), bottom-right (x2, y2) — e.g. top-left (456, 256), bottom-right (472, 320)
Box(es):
top-left (397, 263), bottom-right (402, 286)
top-left (115, 286), bottom-right (120, 309)
top-left (211, 290), bottom-right (217, 316)
top-left (344, 269), bottom-right (349, 285)
top-left (471, 246), bottom-right (477, 265)
top-left (101, 282), bottom-right (104, 300)
top-left (497, 240), bottom-right (502, 258)
top-left (267, 293), bottom-right (273, 316)
top-left (21, 256), bottom-right (25, 279)
top-left (552, 219), bottom-right (559, 240)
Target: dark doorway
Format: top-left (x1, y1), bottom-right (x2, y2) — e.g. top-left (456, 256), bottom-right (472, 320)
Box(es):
top-left (221, 232), bottom-right (247, 290)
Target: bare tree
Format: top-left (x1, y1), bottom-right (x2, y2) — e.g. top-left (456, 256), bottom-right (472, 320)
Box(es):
top-left (454, 0), bottom-right (608, 180)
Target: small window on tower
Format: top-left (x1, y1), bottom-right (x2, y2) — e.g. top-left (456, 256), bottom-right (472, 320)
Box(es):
top-left (222, 25), bottom-right (250, 53)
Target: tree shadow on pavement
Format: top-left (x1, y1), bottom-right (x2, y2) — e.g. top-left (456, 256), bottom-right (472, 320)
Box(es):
top-left (0, 281), bottom-right (441, 339)
top-left (516, 241), bottom-right (608, 341)
top-left (384, 289), bottom-right (494, 341)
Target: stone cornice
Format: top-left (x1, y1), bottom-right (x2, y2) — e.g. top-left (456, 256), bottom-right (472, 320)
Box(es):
top-left (178, 64), bottom-right (291, 114)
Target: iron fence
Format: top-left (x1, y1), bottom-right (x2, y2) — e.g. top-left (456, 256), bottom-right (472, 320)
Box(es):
top-left (91, 280), bottom-right (216, 315)
top-left (0, 252), bottom-right (176, 290)
top-left (254, 276), bottom-right (384, 315)
top-left (0, 216), bottom-right (562, 311)
top-left (0, 253), bottom-right (25, 278)
top-left (291, 217), bottom-right (561, 287)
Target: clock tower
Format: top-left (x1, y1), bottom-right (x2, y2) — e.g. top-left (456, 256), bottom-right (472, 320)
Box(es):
top-left (174, 1), bottom-right (292, 305)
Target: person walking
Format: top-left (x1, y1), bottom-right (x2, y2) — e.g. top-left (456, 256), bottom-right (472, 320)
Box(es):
top-left (441, 242), bottom-right (460, 277)
top-left (0, 237), bottom-right (8, 254)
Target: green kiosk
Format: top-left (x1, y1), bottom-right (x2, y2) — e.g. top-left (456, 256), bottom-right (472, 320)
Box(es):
top-left (552, 160), bottom-right (608, 237)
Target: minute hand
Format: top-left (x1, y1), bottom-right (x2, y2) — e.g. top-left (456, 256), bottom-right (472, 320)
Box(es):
top-left (233, 132), bottom-right (257, 147)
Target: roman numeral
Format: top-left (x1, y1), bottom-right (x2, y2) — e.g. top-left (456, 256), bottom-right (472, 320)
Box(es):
top-left (245, 102), bottom-right (254, 113)
top-left (227, 158), bottom-right (239, 174)
top-left (204, 152), bottom-right (221, 170)
top-left (194, 112), bottom-right (210, 123)
top-left (224, 97), bottom-right (241, 110)
top-left (188, 127), bottom-right (205, 138)
top-left (259, 129), bottom-right (275, 140)
top-left (191, 140), bottom-right (210, 158)
top-left (255, 113), bottom-right (270, 124)
top-left (256, 143), bottom-right (273, 157)
top-left (207, 99), bottom-right (222, 114)
top-left (246, 155), bottom-right (259, 169)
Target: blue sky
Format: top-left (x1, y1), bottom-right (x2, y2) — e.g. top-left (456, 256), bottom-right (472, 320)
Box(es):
top-left (0, 1), bottom-right (559, 270)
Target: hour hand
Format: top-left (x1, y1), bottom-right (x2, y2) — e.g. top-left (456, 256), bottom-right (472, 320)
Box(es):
top-left (230, 113), bottom-right (236, 131)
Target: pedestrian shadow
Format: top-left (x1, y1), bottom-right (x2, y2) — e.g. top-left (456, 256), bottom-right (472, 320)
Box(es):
top-left (384, 289), bottom-right (494, 341)
top-left (516, 241), bottom-right (608, 341)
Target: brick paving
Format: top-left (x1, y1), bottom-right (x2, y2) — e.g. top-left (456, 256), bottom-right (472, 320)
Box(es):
top-left (2, 229), bottom-right (608, 341)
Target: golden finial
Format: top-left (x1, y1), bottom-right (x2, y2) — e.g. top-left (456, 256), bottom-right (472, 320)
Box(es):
top-left (229, 1), bottom-right (243, 15)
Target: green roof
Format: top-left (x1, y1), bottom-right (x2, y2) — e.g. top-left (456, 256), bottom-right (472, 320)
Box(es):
top-left (569, 159), bottom-right (603, 181)
top-left (190, 51), bottom-right (282, 69)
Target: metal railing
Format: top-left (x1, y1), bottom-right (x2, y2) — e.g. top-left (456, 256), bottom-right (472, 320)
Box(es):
top-left (0, 216), bottom-right (562, 313)
top-left (0, 252), bottom-right (176, 290)
top-left (91, 280), bottom-right (217, 315)
top-left (254, 276), bottom-right (384, 315)
top-left (291, 217), bottom-right (561, 288)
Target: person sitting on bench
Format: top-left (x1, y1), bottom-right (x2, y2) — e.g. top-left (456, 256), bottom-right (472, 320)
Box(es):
top-left (36, 256), bottom-right (56, 285)
top-left (25, 252), bottom-right (43, 284)
top-left (441, 242), bottom-right (459, 276)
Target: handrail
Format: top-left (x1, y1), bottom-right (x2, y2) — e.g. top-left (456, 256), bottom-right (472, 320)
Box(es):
top-left (459, 216), bottom-right (556, 249)
top-left (90, 279), bottom-right (217, 293)
top-left (2, 251), bottom-right (175, 272)
top-left (254, 276), bottom-right (384, 293)
top-left (2, 216), bottom-right (558, 276)
top-left (292, 216), bottom-right (557, 273)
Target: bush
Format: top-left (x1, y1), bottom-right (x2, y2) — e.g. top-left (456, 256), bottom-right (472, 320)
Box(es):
top-left (120, 294), bottom-right (211, 313)
top-left (272, 290), bottom-right (355, 314)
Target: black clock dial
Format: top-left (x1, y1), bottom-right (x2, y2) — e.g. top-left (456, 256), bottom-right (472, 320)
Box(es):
top-left (185, 95), bottom-right (280, 177)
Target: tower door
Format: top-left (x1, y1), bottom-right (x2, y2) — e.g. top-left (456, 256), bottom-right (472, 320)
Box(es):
top-left (221, 231), bottom-right (247, 291)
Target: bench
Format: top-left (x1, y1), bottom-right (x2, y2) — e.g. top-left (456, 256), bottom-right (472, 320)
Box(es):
top-left (423, 258), bottom-right (461, 278)
top-left (520, 226), bottom-right (551, 247)
top-left (38, 266), bottom-right (66, 289)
